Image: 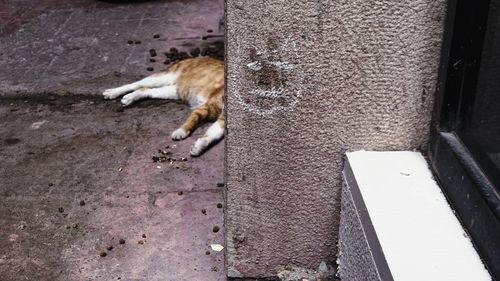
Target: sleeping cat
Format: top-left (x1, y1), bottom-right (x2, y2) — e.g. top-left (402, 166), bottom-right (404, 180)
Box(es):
top-left (102, 57), bottom-right (224, 157)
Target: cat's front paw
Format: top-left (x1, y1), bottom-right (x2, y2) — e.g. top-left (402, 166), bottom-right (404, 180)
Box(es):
top-left (121, 93), bottom-right (135, 107)
top-left (103, 88), bottom-right (122, 100)
top-left (171, 128), bottom-right (188, 140)
top-left (190, 138), bottom-right (208, 157)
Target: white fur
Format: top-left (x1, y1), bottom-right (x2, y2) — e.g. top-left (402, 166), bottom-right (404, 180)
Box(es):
top-left (171, 127), bottom-right (188, 140)
top-left (190, 120), bottom-right (224, 156)
top-left (188, 93), bottom-right (207, 109)
top-left (103, 72), bottom-right (178, 100)
top-left (121, 85), bottom-right (178, 107)
top-left (103, 70), bottom-right (223, 156)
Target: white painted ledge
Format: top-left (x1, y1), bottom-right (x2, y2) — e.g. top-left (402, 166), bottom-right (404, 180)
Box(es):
top-left (345, 151), bottom-right (491, 281)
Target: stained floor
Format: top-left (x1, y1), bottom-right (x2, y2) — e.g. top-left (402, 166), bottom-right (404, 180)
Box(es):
top-left (0, 0), bottom-right (226, 280)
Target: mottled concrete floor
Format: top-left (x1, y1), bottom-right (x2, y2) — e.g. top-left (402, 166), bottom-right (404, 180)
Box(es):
top-left (0, 0), bottom-right (226, 280)
top-left (0, 97), bottom-right (225, 281)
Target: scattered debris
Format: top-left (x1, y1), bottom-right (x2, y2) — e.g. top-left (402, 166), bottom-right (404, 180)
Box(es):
top-left (216, 182), bottom-right (224, 187)
top-left (213, 226), bottom-right (220, 233)
top-left (107, 245), bottom-right (114, 251)
top-left (142, 234), bottom-right (146, 238)
top-left (49, 183), bottom-right (54, 187)
top-left (149, 49), bottom-right (157, 57)
top-left (72, 223), bottom-right (79, 229)
top-left (138, 240), bottom-right (144, 245)
top-left (400, 172), bottom-right (410, 176)
top-left (149, 58), bottom-right (156, 63)
top-left (99, 251), bottom-right (107, 257)
top-left (127, 40), bottom-right (133, 44)
top-left (118, 167), bottom-right (123, 172)
top-left (318, 261), bottom-right (328, 273)
top-left (201, 209), bottom-right (207, 215)
top-left (152, 148), bottom-right (174, 163)
top-left (217, 203), bottom-right (223, 209)
top-left (190, 47), bottom-right (200, 57)
top-left (205, 251), bottom-right (210, 255)
top-left (119, 238), bottom-right (126, 244)
top-left (177, 191), bottom-right (184, 196)
top-left (207, 29), bottom-right (213, 33)
top-left (134, 40), bottom-right (141, 44)
top-left (147, 67), bottom-right (154, 72)
top-left (211, 266), bottom-right (218, 272)
top-left (210, 244), bottom-right (224, 252)
top-left (153, 34), bottom-right (160, 39)
top-left (79, 200), bottom-right (85, 206)
top-left (58, 207), bottom-right (64, 213)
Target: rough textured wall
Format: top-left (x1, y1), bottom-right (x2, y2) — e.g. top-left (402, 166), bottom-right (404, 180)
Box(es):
top-left (226, 0), bottom-right (446, 278)
top-left (338, 182), bottom-right (381, 281)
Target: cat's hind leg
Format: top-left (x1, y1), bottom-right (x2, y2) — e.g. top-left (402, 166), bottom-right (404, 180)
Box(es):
top-left (103, 72), bottom-right (178, 100)
top-left (120, 85), bottom-right (178, 107)
top-left (190, 116), bottom-right (224, 157)
top-left (171, 103), bottom-right (214, 140)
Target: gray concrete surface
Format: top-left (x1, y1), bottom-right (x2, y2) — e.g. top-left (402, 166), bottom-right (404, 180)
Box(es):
top-left (226, 0), bottom-right (447, 278)
top-left (0, 97), bottom-right (225, 281)
top-left (338, 166), bottom-right (384, 281)
top-left (0, 0), bottom-right (226, 280)
top-left (0, 0), bottom-right (224, 97)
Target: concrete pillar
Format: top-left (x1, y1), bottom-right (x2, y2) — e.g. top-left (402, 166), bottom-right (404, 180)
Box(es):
top-left (226, 0), bottom-right (446, 278)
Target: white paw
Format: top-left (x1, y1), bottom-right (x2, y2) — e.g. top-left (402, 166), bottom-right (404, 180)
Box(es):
top-left (190, 138), bottom-right (208, 156)
top-left (171, 128), bottom-right (188, 140)
top-left (121, 94), bottom-right (135, 107)
top-left (102, 88), bottom-right (123, 100)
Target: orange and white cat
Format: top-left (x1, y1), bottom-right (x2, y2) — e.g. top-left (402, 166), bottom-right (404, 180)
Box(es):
top-left (102, 57), bottom-right (224, 156)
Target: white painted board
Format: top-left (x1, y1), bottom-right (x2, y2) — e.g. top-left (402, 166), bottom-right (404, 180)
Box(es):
top-left (347, 151), bottom-right (491, 281)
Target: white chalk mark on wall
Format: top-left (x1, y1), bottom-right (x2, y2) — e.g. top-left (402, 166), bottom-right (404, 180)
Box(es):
top-left (234, 36), bottom-right (303, 116)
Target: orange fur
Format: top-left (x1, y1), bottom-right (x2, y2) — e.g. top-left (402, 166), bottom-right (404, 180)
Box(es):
top-left (170, 57), bottom-right (224, 135)
top-left (102, 56), bottom-right (225, 156)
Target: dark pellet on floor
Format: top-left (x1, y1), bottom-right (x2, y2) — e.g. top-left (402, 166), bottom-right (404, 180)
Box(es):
top-left (205, 251), bottom-right (210, 255)
top-left (163, 60), bottom-right (171, 65)
top-left (79, 200), bottom-right (86, 206)
top-left (134, 40), bottom-right (141, 44)
top-left (216, 182), bottom-right (224, 187)
top-left (212, 226), bottom-right (220, 233)
top-left (147, 67), bottom-right (154, 71)
top-left (217, 203), bottom-right (223, 209)
top-left (207, 29), bottom-right (213, 33)
top-left (177, 191), bottom-right (183, 196)
top-left (100, 251), bottom-right (107, 257)
top-left (58, 207), bottom-right (64, 213)
top-left (190, 47), bottom-right (201, 57)
top-left (153, 34), bottom-right (160, 39)
top-left (149, 58), bottom-right (156, 63)
top-left (107, 245), bottom-right (114, 251)
top-left (138, 240), bottom-right (144, 245)
top-left (149, 49), bottom-right (157, 57)
top-left (127, 40), bottom-right (133, 44)
top-left (201, 209), bottom-right (207, 215)
top-left (119, 238), bottom-right (126, 244)
top-left (142, 234), bottom-right (146, 238)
